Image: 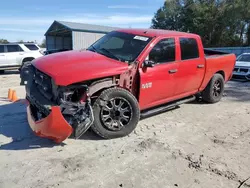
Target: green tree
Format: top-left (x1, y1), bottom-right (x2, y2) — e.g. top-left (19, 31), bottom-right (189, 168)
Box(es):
top-left (151, 0), bottom-right (185, 31)
top-left (40, 38), bottom-right (46, 48)
top-left (246, 25), bottom-right (250, 46)
top-left (151, 0), bottom-right (250, 47)
top-left (0, 39), bottom-right (9, 44)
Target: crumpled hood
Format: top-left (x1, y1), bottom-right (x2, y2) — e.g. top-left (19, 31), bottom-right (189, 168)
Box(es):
top-left (33, 50), bottom-right (128, 86)
top-left (235, 61), bottom-right (250, 67)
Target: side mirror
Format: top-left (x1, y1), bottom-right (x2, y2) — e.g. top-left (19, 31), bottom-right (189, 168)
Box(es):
top-left (143, 60), bottom-right (155, 68)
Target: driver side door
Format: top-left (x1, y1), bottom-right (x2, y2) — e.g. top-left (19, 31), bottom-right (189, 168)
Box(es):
top-left (139, 38), bottom-right (179, 110)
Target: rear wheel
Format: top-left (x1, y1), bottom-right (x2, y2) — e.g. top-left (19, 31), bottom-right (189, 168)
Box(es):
top-left (91, 87), bottom-right (140, 139)
top-left (202, 73), bottom-right (224, 103)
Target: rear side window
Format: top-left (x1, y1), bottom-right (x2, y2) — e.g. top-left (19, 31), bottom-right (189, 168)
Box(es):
top-left (180, 38), bottom-right (199, 60)
top-left (6, 45), bottom-right (23, 52)
top-left (24, 44), bottom-right (39, 51)
top-left (149, 38), bottom-right (175, 63)
top-left (0, 46), bottom-right (4, 53)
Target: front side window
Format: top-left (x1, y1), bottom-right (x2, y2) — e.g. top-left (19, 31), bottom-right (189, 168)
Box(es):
top-left (24, 44), bottom-right (39, 51)
top-left (0, 46), bottom-right (4, 53)
top-left (180, 38), bottom-right (199, 60)
top-left (6, 45), bottom-right (23, 52)
top-left (87, 31), bottom-right (152, 63)
top-left (149, 38), bottom-right (175, 63)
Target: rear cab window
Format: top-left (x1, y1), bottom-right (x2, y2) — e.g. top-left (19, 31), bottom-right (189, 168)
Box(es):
top-left (180, 38), bottom-right (199, 60)
top-left (6, 45), bottom-right (24, 52)
top-left (24, 44), bottom-right (39, 51)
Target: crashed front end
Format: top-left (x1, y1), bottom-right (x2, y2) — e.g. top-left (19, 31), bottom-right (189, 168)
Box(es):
top-left (20, 64), bottom-right (94, 143)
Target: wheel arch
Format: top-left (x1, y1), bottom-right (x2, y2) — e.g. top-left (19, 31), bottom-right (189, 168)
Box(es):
top-left (199, 70), bottom-right (226, 92)
top-left (201, 73), bottom-right (225, 103)
top-left (215, 70), bottom-right (225, 80)
top-left (88, 77), bottom-right (139, 104)
top-left (88, 77), bottom-right (117, 98)
top-left (21, 57), bottom-right (35, 65)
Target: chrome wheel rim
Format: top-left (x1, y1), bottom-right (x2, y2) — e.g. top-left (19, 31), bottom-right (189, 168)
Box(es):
top-left (101, 97), bottom-right (132, 131)
top-left (212, 80), bottom-right (222, 97)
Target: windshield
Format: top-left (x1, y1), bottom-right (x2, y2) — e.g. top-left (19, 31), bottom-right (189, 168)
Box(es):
top-left (87, 31), bottom-right (152, 63)
top-left (237, 54), bottom-right (250, 62)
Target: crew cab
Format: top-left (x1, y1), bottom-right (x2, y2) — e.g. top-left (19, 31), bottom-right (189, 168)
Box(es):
top-left (233, 53), bottom-right (250, 80)
top-left (20, 29), bottom-right (236, 143)
top-left (0, 43), bottom-right (43, 73)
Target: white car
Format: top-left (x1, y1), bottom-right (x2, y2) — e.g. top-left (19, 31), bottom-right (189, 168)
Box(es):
top-left (0, 43), bottom-right (43, 73)
top-left (233, 53), bottom-right (250, 80)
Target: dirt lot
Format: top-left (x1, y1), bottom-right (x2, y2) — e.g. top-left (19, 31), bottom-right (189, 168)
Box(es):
top-left (0, 71), bottom-right (250, 188)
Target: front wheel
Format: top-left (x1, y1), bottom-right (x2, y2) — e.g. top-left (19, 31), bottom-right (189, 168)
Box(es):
top-left (91, 88), bottom-right (140, 139)
top-left (202, 73), bottom-right (225, 103)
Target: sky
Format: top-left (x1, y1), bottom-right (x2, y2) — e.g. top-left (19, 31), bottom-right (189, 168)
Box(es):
top-left (0, 0), bottom-right (164, 43)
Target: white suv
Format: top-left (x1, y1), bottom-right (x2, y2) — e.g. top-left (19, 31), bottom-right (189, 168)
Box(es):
top-left (0, 43), bottom-right (43, 73)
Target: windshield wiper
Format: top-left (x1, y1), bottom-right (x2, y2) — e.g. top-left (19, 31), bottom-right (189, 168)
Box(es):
top-left (100, 48), bottom-right (121, 61)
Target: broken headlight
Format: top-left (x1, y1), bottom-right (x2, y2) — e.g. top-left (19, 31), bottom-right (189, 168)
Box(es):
top-left (57, 85), bottom-right (88, 103)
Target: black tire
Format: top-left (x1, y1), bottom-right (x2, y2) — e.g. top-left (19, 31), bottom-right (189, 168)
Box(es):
top-left (0, 70), bottom-right (4, 74)
top-left (20, 61), bottom-right (33, 85)
top-left (202, 73), bottom-right (225, 103)
top-left (91, 87), bottom-right (140, 139)
top-left (19, 60), bottom-right (32, 72)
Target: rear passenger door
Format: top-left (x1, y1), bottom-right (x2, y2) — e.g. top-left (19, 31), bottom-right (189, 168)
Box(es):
top-left (174, 37), bottom-right (205, 96)
top-left (5, 45), bottom-right (24, 65)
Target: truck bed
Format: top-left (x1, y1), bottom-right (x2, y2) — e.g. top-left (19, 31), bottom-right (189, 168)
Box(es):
top-left (204, 49), bottom-right (230, 57)
top-left (199, 49), bottom-right (236, 91)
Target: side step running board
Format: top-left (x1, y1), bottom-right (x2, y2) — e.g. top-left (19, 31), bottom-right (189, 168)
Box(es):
top-left (140, 96), bottom-right (196, 119)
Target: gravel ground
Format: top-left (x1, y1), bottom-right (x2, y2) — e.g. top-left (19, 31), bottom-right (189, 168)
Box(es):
top-left (0, 71), bottom-right (250, 188)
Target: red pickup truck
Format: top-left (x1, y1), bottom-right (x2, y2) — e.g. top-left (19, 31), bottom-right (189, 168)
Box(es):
top-left (20, 29), bottom-right (236, 143)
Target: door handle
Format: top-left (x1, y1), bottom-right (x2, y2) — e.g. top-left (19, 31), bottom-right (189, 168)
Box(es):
top-left (168, 69), bottom-right (178, 74)
top-left (0, 54), bottom-right (5, 56)
top-left (197, 64), bottom-right (204, 68)
top-left (19, 53), bottom-right (24, 55)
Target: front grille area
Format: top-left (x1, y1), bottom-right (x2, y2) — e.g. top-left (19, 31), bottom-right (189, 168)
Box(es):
top-left (234, 67), bottom-right (250, 73)
top-left (33, 68), bottom-right (53, 100)
top-left (234, 68), bottom-right (239, 72)
top-left (240, 68), bottom-right (249, 73)
top-left (232, 75), bottom-right (246, 79)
